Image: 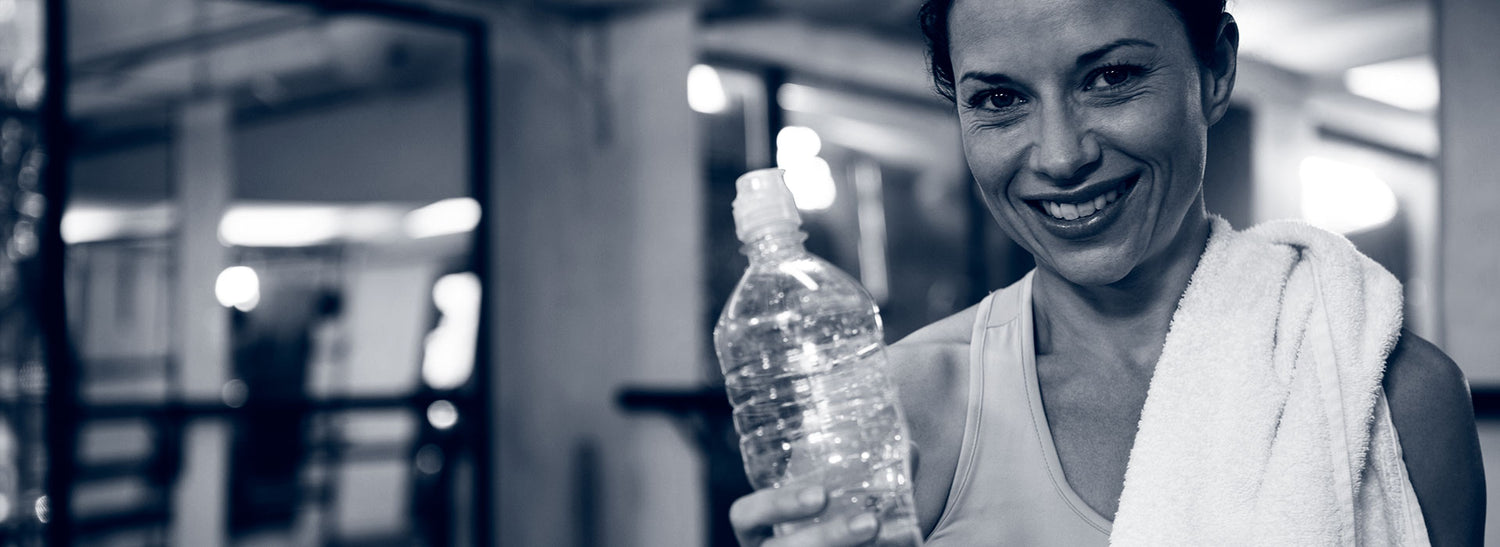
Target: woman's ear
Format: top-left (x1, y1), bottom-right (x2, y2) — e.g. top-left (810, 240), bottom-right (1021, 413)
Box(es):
top-left (1203, 13), bottom-right (1239, 126)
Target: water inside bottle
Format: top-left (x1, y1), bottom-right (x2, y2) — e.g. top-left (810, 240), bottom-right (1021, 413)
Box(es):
top-left (720, 308), bottom-right (921, 546)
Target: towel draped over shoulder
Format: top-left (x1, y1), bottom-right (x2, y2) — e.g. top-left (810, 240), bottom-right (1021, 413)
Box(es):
top-left (1109, 218), bottom-right (1429, 546)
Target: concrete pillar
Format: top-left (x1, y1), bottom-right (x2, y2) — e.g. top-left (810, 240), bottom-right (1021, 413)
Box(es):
top-left (489, 6), bottom-right (704, 547)
top-left (174, 99), bottom-right (231, 397)
top-left (605, 9), bottom-right (706, 547)
top-left (170, 99), bottom-right (231, 547)
top-left (1436, 0), bottom-right (1500, 382)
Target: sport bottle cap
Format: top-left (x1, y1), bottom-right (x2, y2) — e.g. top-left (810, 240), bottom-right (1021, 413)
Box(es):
top-left (732, 168), bottom-right (802, 242)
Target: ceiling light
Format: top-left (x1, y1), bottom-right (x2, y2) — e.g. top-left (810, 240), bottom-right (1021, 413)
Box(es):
top-left (219, 204), bottom-right (342, 247)
top-left (60, 203), bottom-right (174, 244)
top-left (687, 64), bottom-right (728, 114)
top-left (214, 266), bottom-right (260, 312)
top-left (1344, 56), bottom-right (1439, 112)
top-left (404, 197), bottom-right (481, 239)
top-left (778, 155), bottom-right (837, 211)
top-left (422, 272), bottom-right (480, 391)
top-left (1300, 156), bottom-right (1398, 234)
top-left (776, 125), bottom-right (822, 158)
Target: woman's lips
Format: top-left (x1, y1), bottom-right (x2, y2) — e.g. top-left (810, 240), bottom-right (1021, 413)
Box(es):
top-left (1024, 173), bottom-right (1140, 240)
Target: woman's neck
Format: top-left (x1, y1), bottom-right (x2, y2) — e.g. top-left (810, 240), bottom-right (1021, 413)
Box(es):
top-left (1031, 208), bottom-right (1212, 369)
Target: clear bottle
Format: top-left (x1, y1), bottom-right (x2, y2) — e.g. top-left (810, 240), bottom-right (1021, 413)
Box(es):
top-left (714, 169), bottom-right (921, 546)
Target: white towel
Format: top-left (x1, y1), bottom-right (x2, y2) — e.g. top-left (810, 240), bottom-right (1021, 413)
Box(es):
top-left (1109, 217), bottom-right (1429, 546)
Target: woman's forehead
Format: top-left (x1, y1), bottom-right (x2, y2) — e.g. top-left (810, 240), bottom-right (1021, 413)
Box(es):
top-left (948, 0), bottom-right (1188, 73)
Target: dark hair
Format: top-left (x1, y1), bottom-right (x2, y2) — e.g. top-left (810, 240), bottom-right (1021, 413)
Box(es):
top-left (918, 0), bottom-right (1228, 102)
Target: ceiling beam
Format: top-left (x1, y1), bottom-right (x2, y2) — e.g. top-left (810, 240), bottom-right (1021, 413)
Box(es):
top-left (1238, 1), bottom-right (1431, 74)
top-left (71, 13), bottom-right (316, 82)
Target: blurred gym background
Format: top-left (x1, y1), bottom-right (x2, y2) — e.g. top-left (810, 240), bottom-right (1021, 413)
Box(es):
top-left (0, 0), bottom-right (1495, 545)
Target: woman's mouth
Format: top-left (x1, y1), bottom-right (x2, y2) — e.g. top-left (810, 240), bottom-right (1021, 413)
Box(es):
top-left (1039, 188), bottom-right (1123, 221)
top-left (1024, 173), bottom-right (1140, 240)
top-left (1029, 174), bottom-right (1138, 222)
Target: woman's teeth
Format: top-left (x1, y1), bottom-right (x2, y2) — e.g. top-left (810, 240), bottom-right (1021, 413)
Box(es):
top-left (1042, 189), bottom-right (1120, 221)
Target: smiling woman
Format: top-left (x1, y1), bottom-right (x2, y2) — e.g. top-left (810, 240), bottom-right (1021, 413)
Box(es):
top-left (725, 0), bottom-right (1484, 545)
top-left (947, 0), bottom-right (1227, 289)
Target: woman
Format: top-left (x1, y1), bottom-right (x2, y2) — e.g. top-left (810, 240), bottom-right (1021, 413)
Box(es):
top-left (729, 0), bottom-right (1485, 545)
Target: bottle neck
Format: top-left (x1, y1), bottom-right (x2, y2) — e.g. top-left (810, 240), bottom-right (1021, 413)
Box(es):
top-left (740, 229), bottom-right (808, 262)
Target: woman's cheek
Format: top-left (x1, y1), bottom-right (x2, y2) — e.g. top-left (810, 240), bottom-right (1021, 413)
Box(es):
top-left (968, 125), bottom-right (1028, 172)
top-left (962, 135), bottom-right (1010, 195)
top-left (962, 138), bottom-right (1028, 236)
top-left (1097, 97), bottom-right (1177, 150)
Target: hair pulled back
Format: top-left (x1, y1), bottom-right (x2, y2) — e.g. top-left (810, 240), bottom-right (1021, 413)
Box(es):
top-left (918, 0), bottom-right (1229, 102)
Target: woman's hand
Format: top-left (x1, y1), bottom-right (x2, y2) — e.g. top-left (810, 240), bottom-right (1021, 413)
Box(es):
top-left (728, 485), bottom-right (880, 547)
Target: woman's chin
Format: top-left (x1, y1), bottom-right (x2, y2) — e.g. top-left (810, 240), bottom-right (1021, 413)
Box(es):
top-left (1039, 249), bottom-right (1137, 287)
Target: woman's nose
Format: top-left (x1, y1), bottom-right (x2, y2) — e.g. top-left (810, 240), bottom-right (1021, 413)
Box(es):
top-left (1028, 104), bottom-right (1101, 183)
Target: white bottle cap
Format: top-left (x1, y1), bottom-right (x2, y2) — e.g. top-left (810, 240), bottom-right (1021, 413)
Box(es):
top-left (732, 168), bottom-right (802, 242)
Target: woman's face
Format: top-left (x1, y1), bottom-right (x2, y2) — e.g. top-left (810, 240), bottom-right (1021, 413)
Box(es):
top-left (949, 0), bottom-right (1231, 286)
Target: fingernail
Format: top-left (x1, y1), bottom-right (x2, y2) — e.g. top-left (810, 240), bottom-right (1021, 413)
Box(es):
top-left (797, 486), bottom-right (824, 506)
top-left (849, 513), bottom-right (877, 535)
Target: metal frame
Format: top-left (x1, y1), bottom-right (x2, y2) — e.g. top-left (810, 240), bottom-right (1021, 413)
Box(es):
top-left (43, 0), bottom-right (79, 543)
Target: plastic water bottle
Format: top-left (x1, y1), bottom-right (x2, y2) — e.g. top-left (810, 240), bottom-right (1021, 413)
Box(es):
top-left (714, 169), bottom-right (921, 546)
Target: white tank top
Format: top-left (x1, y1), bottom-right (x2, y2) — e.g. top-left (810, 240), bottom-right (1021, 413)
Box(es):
top-left (925, 272), bottom-right (1112, 545)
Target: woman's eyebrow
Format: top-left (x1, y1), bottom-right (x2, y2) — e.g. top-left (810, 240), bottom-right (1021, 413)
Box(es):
top-left (958, 39), bottom-right (1159, 87)
top-left (958, 71), bottom-right (1015, 86)
top-left (1076, 38), bottom-right (1158, 67)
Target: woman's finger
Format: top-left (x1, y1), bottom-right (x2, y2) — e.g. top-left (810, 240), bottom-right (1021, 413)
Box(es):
top-left (761, 512), bottom-right (881, 547)
top-left (730, 486), bottom-right (828, 545)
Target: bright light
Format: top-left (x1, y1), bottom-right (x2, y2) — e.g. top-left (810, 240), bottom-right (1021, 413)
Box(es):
top-left (775, 126), bottom-right (836, 211)
top-left (422, 272), bottom-right (480, 390)
top-left (433, 272), bottom-right (481, 315)
top-left (404, 197), bottom-right (481, 239)
top-left (426, 399), bottom-right (459, 430)
top-left (215, 266), bottom-right (261, 312)
top-left (61, 209), bottom-right (121, 244)
top-left (61, 203), bottom-right (174, 244)
top-left (1300, 156), bottom-right (1399, 234)
top-left (776, 126), bottom-right (822, 158)
top-left (777, 155), bottom-right (837, 211)
top-left (220, 205), bottom-right (342, 247)
top-left (217, 202), bottom-right (415, 247)
top-left (1345, 56), bottom-right (1439, 112)
top-left (687, 64), bottom-right (728, 114)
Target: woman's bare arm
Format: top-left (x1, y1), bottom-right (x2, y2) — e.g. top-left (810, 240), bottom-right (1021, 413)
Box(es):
top-left (1383, 329), bottom-right (1486, 546)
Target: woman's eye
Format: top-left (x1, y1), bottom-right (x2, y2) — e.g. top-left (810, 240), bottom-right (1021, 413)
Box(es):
top-left (1087, 66), bottom-right (1142, 90)
top-left (977, 90), bottom-right (1021, 109)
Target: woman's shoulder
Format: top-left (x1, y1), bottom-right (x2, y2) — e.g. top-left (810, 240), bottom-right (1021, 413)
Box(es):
top-left (886, 302), bottom-right (980, 447)
top-left (1381, 329), bottom-right (1485, 545)
top-left (888, 302), bottom-right (980, 390)
top-left (897, 303), bottom-right (980, 347)
top-left (1383, 329), bottom-right (1475, 435)
top-left (1384, 329), bottom-right (1469, 402)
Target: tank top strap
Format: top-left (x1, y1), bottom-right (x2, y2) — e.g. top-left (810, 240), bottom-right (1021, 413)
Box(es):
top-left (989, 270), bottom-right (1032, 329)
top-left (925, 271), bottom-right (1111, 545)
top-left (929, 272), bottom-right (1032, 533)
